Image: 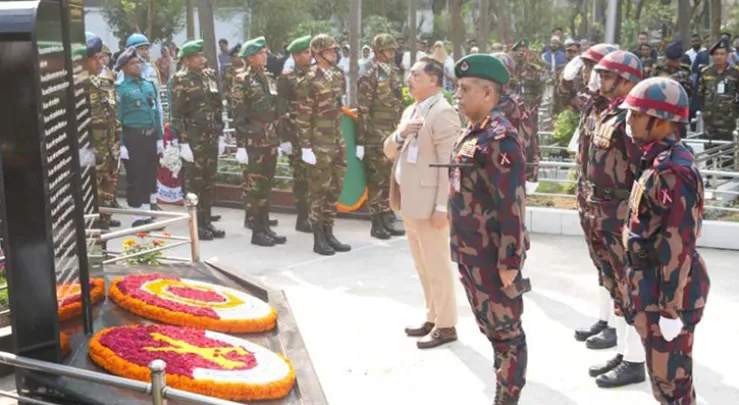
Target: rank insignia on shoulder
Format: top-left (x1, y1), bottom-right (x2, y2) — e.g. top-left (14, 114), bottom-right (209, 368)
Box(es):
top-left (660, 189), bottom-right (673, 206)
top-left (498, 152), bottom-right (512, 168)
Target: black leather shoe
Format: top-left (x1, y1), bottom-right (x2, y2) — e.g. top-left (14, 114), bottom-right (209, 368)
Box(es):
top-left (106, 218), bottom-right (122, 228)
top-left (263, 210), bottom-right (286, 244)
top-left (132, 218), bottom-right (154, 228)
top-left (206, 224), bottom-right (226, 238)
top-left (251, 231), bottom-right (275, 246)
top-left (313, 224), bottom-right (335, 256)
top-left (382, 212), bottom-right (405, 236)
top-left (589, 354), bottom-right (623, 377)
top-left (576, 320), bottom-right (608, 341)
top-left (198, 227), bottom-right (214, 241)
top-left (595, 361), bottom-right (646, 388)
top-left (325, 225), bottom-right (351, 252)
top-left (586, 327), bottom-right (617, 349)
top-left (370, 214), bottom-right (391, 240)
top-left (269, 217), bottom-right (278, 226)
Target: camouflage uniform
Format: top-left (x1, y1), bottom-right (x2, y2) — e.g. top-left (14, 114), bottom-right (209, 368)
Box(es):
top-left (697, 64), bottom-right (739, 141)
top-left (169, 66), bottom-right (224, 237)
top-left (357, 34), bottom-right (403, 237)
top-left (89, 74), bottom-right (121, 223)
top-left (621, 78), bottom-right (709, 405)
top-left (650, 60), bottom-right (693, 99)
top-left (450, 110), bottom-right (530, 401)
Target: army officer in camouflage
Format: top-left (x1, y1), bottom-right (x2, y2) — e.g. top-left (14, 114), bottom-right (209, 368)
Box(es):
top-left (277, 35), bottom-right (313, 233)
top-left (698, 38), bottom-right (739, 143)
top-left (622, 77), bottom-right (710, 405)
top-left (649, 40), bottom-right (693, 99)
top-left (295, 34), bottom-right (351, 256)
top-left (232, 37), bottom-right (286, 247)
top-left (450, 54), bottom-right (530, 405)
top-left (357, 34), bottom-right (405, 240)
top-left (86, 32), bottom-right (121, 229)
top-left (169, 39), bottom-right (226, 240)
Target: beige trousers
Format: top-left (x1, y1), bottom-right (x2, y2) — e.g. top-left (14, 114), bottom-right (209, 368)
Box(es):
top-left (403, 216), bottom-right (458, 328)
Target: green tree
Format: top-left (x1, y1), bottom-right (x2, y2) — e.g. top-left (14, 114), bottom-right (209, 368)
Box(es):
top-left (101, 0), bottom-right (185, 46)
top-left (361, 15), bottom-right (400, 45)
top-left (289, 20), bottom-right (337, 39)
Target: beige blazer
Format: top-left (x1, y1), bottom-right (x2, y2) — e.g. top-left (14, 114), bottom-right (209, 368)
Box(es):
top-left (383, 92), bottom-right (461, 220)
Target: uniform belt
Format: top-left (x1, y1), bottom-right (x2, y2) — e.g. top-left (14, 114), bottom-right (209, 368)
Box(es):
top-left (589, 184), bottom-right (630, 201)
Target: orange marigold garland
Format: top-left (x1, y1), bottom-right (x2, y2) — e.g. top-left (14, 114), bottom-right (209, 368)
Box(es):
top-left (60, 333), bottom-right (70, 357)
top-left (89, 325), bottom-right (295, 401)
top-left (109, 274), bottom-right (277, 333)
top-left (58, 278), bottom-right (106, 322)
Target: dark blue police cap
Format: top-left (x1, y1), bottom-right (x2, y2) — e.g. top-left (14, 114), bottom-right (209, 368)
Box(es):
top-left (664, 40), bottom-right (683, 60)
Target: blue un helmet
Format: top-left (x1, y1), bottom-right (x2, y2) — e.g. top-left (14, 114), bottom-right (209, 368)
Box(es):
top-left (126, 33), bottom-right (150, 49)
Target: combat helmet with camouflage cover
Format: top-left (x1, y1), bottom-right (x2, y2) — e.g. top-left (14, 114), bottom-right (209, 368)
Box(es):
top-left (372, 34), bottom-right (398, 52)
top-left (620, 77), bottom-right (689, 123)
top-left (581, 43), bottom-right (618, 64)
top-left (594, 50), bottom-right (643, 83)
top-left (310, 34), bottom-right (337, 53)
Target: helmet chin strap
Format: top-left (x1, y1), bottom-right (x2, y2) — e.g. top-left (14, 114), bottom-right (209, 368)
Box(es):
top-left (602, 75), bottom-right (622, 97)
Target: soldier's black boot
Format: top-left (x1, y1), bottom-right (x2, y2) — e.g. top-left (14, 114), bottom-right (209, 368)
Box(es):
top-left (206, 221), bottom-right (226, 239)
top-left (269, 217), bottom-right (278, 226)
top-left (324, 224), bottom-right (351, 252)
top-left (586, 326), bottom-right (617, 349)
top-left (262, 208), bottom-right (286, 244)
top-left (251, 216), bottom-right (276, 247)
top-left (208, 207), bottom-right (221, 222)
top-left (312, 223), bottom-right (335, 256)
top-left (575, 320), bottom-right (608, 341)
top-left (295, 205), bottom-right (312, 233)
top-left (370, 214), bottom-right (391, 239)
top-left (595, 361), bottom-right (645, 388)
top-left (106, 217), bottom-right (122, 228)
top-left (381, 212), bottom-right (405, 236)
top-left (589, 354), bottom-right (623, 377)
top-left (197, 213), bottom-right (214, 241)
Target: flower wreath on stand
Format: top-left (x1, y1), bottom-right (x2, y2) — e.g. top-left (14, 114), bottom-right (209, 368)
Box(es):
top-left (121, 232), bottom-right (167, 266)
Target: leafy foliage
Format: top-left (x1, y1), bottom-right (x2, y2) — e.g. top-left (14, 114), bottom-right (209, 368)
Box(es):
top-left (552, 109), bottom-right (579, 147)
top-left (289, 20), bottom-right (337, 40)
top-left (101, 0), bottom-right (185, 47)
top-left (362, 16), bottom-right (401, 46)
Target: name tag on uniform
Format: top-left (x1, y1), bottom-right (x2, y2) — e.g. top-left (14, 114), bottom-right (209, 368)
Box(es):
top-left (406, 144), bottom-right (418, 164)
top-left (208, 79), bottom-right (218, 93)
top-left (718, 81), bottom-right (726, 94)
top-left (451, 168), bottom-right (461, 192)
top-left (268, 80), bottom-right (278, 95)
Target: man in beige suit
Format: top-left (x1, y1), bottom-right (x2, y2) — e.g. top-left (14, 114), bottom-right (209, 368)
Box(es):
top-left (384, 58), bottom-right (462, 349)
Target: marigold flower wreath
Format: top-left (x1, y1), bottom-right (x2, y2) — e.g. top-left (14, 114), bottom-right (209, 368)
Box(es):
top-left (89, 325), bottom-right (295, 401)
top-left (58, 278), bottom-right (106, 322)
top-left (60, 332), bottom-right (70, 357)
top-left (108, 274), bottom-right (277, 333)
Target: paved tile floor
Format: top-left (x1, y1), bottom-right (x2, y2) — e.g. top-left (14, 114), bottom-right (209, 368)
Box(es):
top-left (1, 205), bottom-right (737, 405)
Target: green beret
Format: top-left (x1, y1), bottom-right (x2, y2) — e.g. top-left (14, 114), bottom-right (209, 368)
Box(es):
top-left (287, 35), bottom-right (311, 54)
top-left (239, 36), bottom-right (267, 58)
top-left (454, 54), bottom-right (510, 85)
top-left (178, 39), bottom-right (203, 58)
top-left (512, 38), bottom-right (529, 50)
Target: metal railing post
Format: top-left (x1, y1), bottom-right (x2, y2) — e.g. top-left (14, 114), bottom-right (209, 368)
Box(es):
top-left (149, 360), bottom-right (167, 405)
top-left (185, 193), bottom-right (200, 262)
top-left (733, 130), bottom-right (739, 171)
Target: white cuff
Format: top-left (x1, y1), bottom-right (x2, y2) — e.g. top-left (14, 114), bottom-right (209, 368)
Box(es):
top-left (435, 204), bottom-right (448, 213)
top-left (395, 130), bottom-right (404, 144)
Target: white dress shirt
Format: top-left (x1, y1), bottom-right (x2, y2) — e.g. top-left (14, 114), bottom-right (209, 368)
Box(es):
top-left (394, 91), bottom-right (447, 213)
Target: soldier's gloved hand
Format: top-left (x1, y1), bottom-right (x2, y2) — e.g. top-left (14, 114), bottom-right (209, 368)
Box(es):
top-left (279, 142), bottom-right (292, 156)
top-left (356, 145), bottom-right (365, 160)
top-left (658, 316), bottom-right (683, 342)
top-left (525, 181), bottom-right (539, 194)
top-left (218, 137), bottom-right (226, 156)
top-left (180, 144), bottom-right (195, 163)
top-left (157, 140), bottom-right (164, 155)
top-left (78, 147), bottom-right (96, 167)
top-left (301, 148), bottom-right (317, 165)
top-left (120, 146), bottom-right (130, 160)
top-left (236, 148), bottom-right (249, 165)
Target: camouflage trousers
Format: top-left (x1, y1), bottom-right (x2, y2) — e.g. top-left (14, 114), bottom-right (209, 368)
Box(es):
top-left (307, 147), bottom-right (346, 227)
top-left (525, 114), bottom-right (540, 182)
top-left (182, 135), bottom-right (218, 217)
top-left (587, 200), bottom-right (630, 316)
top-left (289, 141), bottom-right (309, 211)
top-left (576, 180), bottom-right (603, 286)
top-left (458, 264), bottom-right (528, 398)
top-left (243, 147), bottom-right (277, 222)
top-left (96, 156), bottom-right (118, 214)
top-left (363, 145), bottom-right (392, 215)
top-left (633, 310), bottom-right (703, 405)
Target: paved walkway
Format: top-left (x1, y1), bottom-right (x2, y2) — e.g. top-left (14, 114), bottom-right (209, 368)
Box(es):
top-left (2, 206), bottom-right (738, 404)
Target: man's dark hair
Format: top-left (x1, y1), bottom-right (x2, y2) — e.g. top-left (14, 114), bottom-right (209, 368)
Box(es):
top-left (218, 38), bottom-right (228, 45)
top-left (552, 27), bottom-right (563, 34)
top-left (419, 57), bottom-right (444, 87)
top-left (638, 31), bottom-right (648, 37)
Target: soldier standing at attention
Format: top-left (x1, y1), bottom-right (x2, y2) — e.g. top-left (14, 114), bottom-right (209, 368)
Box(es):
top-left (232, 37), bottom-right (286, 247)
top-left (450, 54), bottom-right (530, 405)
top-left (698, 38), bottom-right (739, 143)
top-left (277, 35), bottom-right (313, 233)
top-left (511, 39), bottom-right (545, 183)
top-left (572, 44), bottom-right (620, 350)
top-left (221, 43), bottom-right (242, 110)
top-left (587, 50), bottom-right (647, 388)
top-left (85, 33), bottom-right (121, 229)
top-left (169, 39), bottom-right (226, 240)
top-left (621, 77), bottom-right (710, 405)
top-left (357, 34), bottom-right (405, 240)
top-left (295, 34), bottom-right (351, 256)
top-left (115, 47), bottom-right (163, 227)
top-left (650, 40), bottom-right (693, 99)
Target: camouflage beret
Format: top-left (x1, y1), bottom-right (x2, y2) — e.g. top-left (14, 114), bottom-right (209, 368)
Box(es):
top-left (372, 33), bottom-right (398, 51)
top-left (177, 39), bottom-right (203, 59)
top-left (455, 54), bottom-right (510, 85)
top-left (239, 36), bottom-right (267, 58)
top-left (287, 35), bottom-right (311, 54)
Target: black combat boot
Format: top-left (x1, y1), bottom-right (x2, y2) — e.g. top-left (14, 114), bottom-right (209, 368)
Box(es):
top-left (106, 217), bottom-right (122, 227)
top-left (206, 222), bottom-right (226, 238)
top-left (324, 224), bottom-right (351, 252)
top-left (197, 213), bottom-right (214, 241)
top-left (208, 207), bottom-right (221, 222)
top-left (251, 215), bottom-right (276, 247)
top-left (595, 361), bottom-right (645, 388)
top-left (589, 354), bottom-right (623, 377)
top-left (262, 208), bottom-right (286, 244)
top-left (586, 326), bottom-right (617, 349)
top-left (382, 212), bottom-right (405, 236)
top-left (370, 214), bottom-right (391, 239)
top-left (295, 204), bottom-right (312, 233)
top-left (575, 320), bottom-right (608, 341)
top-left (268, 217), bottom-right (278, 226)
top-left (312, 223), bottom-right (335, 256)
